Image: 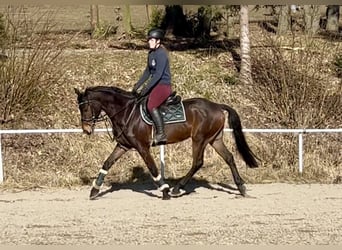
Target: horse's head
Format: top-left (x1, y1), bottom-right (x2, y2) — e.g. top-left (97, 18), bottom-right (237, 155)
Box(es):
top-left (74, 87), bottom-right (103, 135)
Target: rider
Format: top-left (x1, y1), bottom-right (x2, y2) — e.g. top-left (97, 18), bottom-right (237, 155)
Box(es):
top-left (132, 28), bottom-right (172, 146)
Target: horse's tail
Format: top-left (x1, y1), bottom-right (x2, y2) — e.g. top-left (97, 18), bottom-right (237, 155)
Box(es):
top-left (220, 104), bottom-right (259, 168)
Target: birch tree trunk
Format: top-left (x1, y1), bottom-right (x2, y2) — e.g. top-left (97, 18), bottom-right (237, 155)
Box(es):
top-left (239, 5), bottom-right (252, 85)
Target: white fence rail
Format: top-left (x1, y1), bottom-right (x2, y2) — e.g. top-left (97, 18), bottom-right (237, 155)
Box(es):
top-left (0, 128), bottom-right (341, 183)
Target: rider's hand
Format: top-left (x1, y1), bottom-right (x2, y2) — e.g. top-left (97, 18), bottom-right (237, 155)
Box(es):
top-left (132, 90), bottom-right (139, 97)
top-left (135, 94), bottom-right (145, 104)
top-left (140, 87), bottom-right (148, 97)
top-left (132, 84), bottom-right (139, 95)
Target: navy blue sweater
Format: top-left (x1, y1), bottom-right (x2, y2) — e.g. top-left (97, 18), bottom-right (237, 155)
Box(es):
top-left (135, 46), bottom-right (171, 95)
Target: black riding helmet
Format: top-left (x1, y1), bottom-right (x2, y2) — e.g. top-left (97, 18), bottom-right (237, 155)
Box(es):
top-left (147, 28), bottom-right (165, 40)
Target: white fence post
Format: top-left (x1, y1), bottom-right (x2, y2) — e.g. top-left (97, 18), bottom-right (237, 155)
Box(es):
top-left (160, 145), bottom-right (165, 179)
top-left (298, 132), bottom-right (304, 174)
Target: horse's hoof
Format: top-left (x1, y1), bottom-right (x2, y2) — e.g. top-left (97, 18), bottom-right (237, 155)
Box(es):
top-left (238, 184), bottom-right (246, 197)
top-left (89, 187), bottom-right (100, 200)
top-left (162, 190), bottom-right (171, 200)
top-left (170, 187), bottom-right (186, 197)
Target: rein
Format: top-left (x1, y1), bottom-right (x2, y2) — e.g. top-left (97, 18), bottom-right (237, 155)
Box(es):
top-left (107, 101), bottom-right (137, 141)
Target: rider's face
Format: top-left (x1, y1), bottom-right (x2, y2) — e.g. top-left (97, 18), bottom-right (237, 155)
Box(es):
top-left (148, 38), bottom-right (160, 49)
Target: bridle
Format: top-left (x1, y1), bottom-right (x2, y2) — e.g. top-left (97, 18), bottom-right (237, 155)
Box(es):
top-left (78, 99), bottom-right (107, 125)
top-left (78, 96), bottom-right (138, 140)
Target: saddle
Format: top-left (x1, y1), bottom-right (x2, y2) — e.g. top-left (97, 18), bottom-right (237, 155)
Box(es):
top-left (140, 91), bottom-right (186, 125)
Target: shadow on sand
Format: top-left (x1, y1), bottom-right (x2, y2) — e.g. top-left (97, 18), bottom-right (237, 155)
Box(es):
top-left (94, 166), bottom-right (242, 199)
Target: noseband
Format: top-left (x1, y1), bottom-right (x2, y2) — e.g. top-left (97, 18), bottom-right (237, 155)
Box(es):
top-left (78, 100), bottom-right (107, 125)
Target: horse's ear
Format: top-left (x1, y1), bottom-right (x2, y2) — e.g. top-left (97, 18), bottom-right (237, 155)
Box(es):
top-left (74, 87), bottom-right (81, 96)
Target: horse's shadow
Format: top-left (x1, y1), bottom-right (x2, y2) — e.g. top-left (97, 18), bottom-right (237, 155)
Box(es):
top-left (96, 166), bottom-right (241, 199)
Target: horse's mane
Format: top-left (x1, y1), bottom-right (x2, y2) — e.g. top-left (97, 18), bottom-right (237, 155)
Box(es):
top-left (85, 85), bottom-right (133, 98)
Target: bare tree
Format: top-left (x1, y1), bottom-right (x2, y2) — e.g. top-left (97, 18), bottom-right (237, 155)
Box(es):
top-left (145, 5), bottom-right (153, 24)
top-left (90, 5), bottom-right (99, 37)
top-left (123, 5), bottom-right (132, 35)
top-left (326, 5), bottom-right (340, 32)
top-left (162, 5), bottom-right (188, 37)
top-left (239, 5), bottom-right (252, 85)
top-left (277, 5), bottom-right (290, 35)
top-left (223, 5), bottom-right (240, 38)
top-left (303, 5), bottom-right (320, 35)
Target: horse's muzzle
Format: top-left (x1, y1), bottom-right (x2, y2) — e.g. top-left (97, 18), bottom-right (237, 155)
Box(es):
top-left (82, 123), bottom-right (94, 135)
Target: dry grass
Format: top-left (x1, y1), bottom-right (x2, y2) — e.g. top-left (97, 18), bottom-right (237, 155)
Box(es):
top-left (245, 31), bottom-right (341, 184)
top-left (0, 6), bottom-right (341, 190)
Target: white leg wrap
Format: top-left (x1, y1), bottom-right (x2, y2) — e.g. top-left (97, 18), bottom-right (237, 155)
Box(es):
top-left (152, 174), bottom-right (162, 182)
top-left (99, 169), bottom-right (108, 175)
top-left (92, 179), bottom-right (102, 190)
top-left (159, 183), bottom-right (170, 191)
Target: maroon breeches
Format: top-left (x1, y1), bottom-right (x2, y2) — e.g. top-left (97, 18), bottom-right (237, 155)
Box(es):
top-left (147, 83), bottom-right (172, 113)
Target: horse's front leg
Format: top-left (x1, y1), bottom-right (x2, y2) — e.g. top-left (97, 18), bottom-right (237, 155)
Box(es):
top-left (138, 148), bottom-right (170, 200)
top-left (90, 144), bottom-right (127, 200)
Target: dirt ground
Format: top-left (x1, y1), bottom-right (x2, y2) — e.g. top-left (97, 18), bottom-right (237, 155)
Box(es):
top-left (0, 183), bottom-right (341, 245)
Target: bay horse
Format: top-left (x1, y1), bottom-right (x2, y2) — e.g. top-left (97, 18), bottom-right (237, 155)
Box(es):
top-left (74, 86), bottom-right (258, 200)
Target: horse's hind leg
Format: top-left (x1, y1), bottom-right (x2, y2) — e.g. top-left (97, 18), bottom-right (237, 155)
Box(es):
top-left (171, 139), bottom-right (207, 196)
top-left (210, 136), bottom-right (247, 196)
top-left (90, 144), bottom-right (127, 200)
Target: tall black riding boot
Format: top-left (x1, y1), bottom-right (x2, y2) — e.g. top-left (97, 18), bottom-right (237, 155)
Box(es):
top-left (150, 108), bottom-right (167, 146)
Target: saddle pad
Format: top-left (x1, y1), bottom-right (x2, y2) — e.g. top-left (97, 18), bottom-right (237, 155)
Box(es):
top-left (140, 101), bottom-right (187, 125)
